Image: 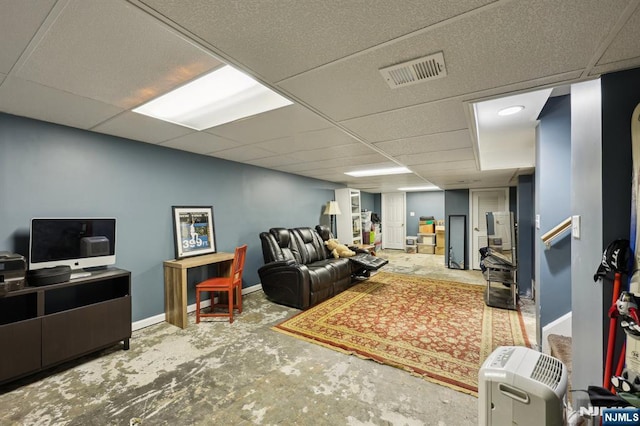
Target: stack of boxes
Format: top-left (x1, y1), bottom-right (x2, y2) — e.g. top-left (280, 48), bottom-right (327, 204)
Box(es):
top-left (417, 217), bottom-right (436, 254)
top-left (435, 220), bottom-right (445, 255)
top-left (405, 236), bottom-right (418, 253)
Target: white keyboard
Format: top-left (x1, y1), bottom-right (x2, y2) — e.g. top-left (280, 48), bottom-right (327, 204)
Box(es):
top-left (70, 272), bottom-right (92, 280)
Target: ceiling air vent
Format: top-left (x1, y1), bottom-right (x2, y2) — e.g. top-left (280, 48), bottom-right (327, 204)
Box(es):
top-left (379, 51), bottom-right (447, 89)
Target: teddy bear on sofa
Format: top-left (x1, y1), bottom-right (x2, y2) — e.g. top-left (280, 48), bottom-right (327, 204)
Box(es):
top-left (324, 238), bottom-right (356, 259)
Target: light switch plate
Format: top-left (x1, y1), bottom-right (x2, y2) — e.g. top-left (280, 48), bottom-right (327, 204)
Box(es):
top-left (535, 214), bottom-right (540, 229)
top-left (572, 215), bottom-right (580, 239)
top-left (410, 212), bottom-right (415, 216)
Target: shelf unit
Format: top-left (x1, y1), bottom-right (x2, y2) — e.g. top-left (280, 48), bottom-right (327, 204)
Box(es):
top-left (0, 268), bottom-right (131, 384)
top-left (416, 232), bottom-right (435, 254)
top-left (335, 188), bottom-right (362, 245)
top-left (483, 256), bottom-right (518, 310)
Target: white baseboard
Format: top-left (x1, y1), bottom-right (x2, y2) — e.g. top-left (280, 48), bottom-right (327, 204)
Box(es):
top-left (131, 283), bottom-right (263, 332)
top-left (541, 311), bottom-right (572, 354)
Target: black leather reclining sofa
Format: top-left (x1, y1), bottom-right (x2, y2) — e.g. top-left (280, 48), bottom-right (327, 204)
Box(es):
top-left (258, 225), bottom-right (377, 309)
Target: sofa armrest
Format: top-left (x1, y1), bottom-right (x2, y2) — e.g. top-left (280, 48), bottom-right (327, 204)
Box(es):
top-left (348, 246), bottom-right (370, 255)
top-left (258, 261), bottom-right (311, 309)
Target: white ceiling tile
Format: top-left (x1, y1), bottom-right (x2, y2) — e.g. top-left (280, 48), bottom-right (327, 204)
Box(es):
top-left (255, 127), bottom-right (361, 154)
top-left (284, 162), bottom-right (401, 181)
top-left (139, 0), bottom-right (494, 82)
top-left (414, 167), bottom-right (478, 178)
top-left (245, 155), bottom-right (302, 169)
top-left (479, 127), bottom-right (536, 170)
top-left (399, 148), bottom-right (475, 166)
top-left (160, 132), bottom-right (239, 155)
top-left (205, 104), bottom-right (330, 143)
top-left (342, 98), bottom-right (468, 142)
top-left (0, 0), bottom-right (56, 74)
top-left (591, 57), bottom-right (640, 77)
top-left (304, 128), bottom-right (362, 146)
top-left (410, 160), bottom-right (478, 174)
top-left (360, 175), bottom-right (435, 193)
top-left (14, 0), bottom-right (223, 109)
top-left (276, 153), bottom-right (390, 174)
top-left (345, 174), bottom-right (432, 188)
top-left (597, 7), bottom-right (640, 66)
top-left (373, 130), bottom-right (472, 156)
top-left (429, 169), bottom-right (519, 188)
top-left (209, 146), bottom-right (277, 162)
top-left (0, 76), bottom-right (122, 129)
top-left (277, 0), bottom-right (626, 121)
top-left (289, 143), bottom-right (374, 162)
top-left (0, 0), bottom-right (638, 192)
top-left (92, 112), bottom-right (193, 144)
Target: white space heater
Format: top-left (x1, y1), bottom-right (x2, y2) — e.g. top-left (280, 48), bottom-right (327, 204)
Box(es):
top-left (479, 346), bottom-right (568, 426)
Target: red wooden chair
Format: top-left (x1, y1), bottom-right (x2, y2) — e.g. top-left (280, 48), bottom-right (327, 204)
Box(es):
top-left (195, 244), bottom-right (247, 324)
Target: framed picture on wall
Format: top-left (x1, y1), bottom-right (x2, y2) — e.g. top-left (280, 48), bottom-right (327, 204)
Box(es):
top-left (171, 206), bottom-right (217, 259)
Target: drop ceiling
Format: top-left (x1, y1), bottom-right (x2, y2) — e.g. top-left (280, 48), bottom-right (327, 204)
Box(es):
top-left (1, 0), bottom-right (640, 192)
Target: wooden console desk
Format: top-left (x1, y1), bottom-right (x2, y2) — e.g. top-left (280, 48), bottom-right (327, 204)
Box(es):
top-left (163, 252), bottom-right (234, 329)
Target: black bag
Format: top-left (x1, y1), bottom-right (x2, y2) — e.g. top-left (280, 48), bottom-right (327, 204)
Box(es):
top-left (594, 239), bottom-right (632, 281)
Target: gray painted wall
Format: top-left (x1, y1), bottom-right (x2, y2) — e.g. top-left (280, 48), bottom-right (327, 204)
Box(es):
top-left (406, 191), bottom-right (445, 236)
top-left (0, 113), bottom-right (342, 321)
top-left (535, 96), bottom-right (572, 330)
top-left (570, 79), bottom-right (604, 405)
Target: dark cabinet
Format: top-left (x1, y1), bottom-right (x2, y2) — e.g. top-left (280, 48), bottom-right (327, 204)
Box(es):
top-left (0, 268), bottom-right (131, 384)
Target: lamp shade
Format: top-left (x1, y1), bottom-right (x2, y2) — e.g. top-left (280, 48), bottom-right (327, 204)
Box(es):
top-left (324, 200), bottom-right (342, 215)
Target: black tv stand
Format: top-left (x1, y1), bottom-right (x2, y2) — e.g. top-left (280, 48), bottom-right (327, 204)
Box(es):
top-left (0, 268), bottom-right (131, 385)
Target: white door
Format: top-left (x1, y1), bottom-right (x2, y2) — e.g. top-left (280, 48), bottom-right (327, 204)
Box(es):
top-left (382, 192), bottom-right (406, 249)
top-left (471, 188), bottom-right (508, 269)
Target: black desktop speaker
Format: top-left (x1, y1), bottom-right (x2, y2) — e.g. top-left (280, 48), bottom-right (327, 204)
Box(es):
top-left (80, 236), bottom-right (110, 257)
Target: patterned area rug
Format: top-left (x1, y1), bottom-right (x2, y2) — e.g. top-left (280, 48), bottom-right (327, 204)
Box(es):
top-left (273, 271), bottom-right (530, 396)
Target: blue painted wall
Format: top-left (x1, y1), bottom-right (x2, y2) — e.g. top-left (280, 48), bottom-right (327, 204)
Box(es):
top-left (536, 96), bottom-right (572, 328)
top-left (0, 113), bottom-right (342, 321)
top-left (405, 191), bottom-right (445, 236)
top-left (360, 191), bottom-right (376, 213)
top-left (517, 174), bottom-right (535, 297)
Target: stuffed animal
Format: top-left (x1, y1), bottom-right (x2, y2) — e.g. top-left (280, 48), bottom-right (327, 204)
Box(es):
top-left (325, 238), bottom-right (356, 259)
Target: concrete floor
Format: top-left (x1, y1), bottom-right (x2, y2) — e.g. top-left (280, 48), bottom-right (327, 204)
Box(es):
top-left (0, 250), bottom-right (536, 426)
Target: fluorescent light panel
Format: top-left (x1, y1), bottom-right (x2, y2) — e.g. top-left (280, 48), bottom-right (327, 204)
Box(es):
top-left (345, 167), bottom-right (411, 177)
top-left (398, 185), bottom-right (441, 191)
top-left (133, 65), bottom-right (293, 130)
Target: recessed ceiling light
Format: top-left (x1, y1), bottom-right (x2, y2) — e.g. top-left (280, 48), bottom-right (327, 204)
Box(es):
top-left (133, 65), bottom-right (293, 130)
top-left (497, 105), bottom-right (525, 116)
top-left (397, 185), bottom-right (441, 191)
top-left (345, 167), bottom-right (411, 177)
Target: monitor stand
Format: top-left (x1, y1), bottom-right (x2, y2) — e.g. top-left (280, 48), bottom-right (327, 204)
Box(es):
top-left (85, 266), bottom-right (109, 272)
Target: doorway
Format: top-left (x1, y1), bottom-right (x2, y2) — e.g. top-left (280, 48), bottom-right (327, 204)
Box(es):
top-left (381, 192), bottom-right (406, 249)
top-left (470, 188), bottom-right (509, 269)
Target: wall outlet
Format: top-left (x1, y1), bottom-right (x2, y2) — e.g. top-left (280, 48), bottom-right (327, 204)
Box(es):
top-left (410, 211), bottom-right (415, 216)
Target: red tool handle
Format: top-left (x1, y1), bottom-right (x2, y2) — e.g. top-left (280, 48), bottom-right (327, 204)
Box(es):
top-left (604, 272), bottom-right (622, 389)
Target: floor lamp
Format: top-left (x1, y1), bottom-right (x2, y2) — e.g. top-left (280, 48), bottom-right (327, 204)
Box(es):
top-left (324, 200), bottom-right (342, 237)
